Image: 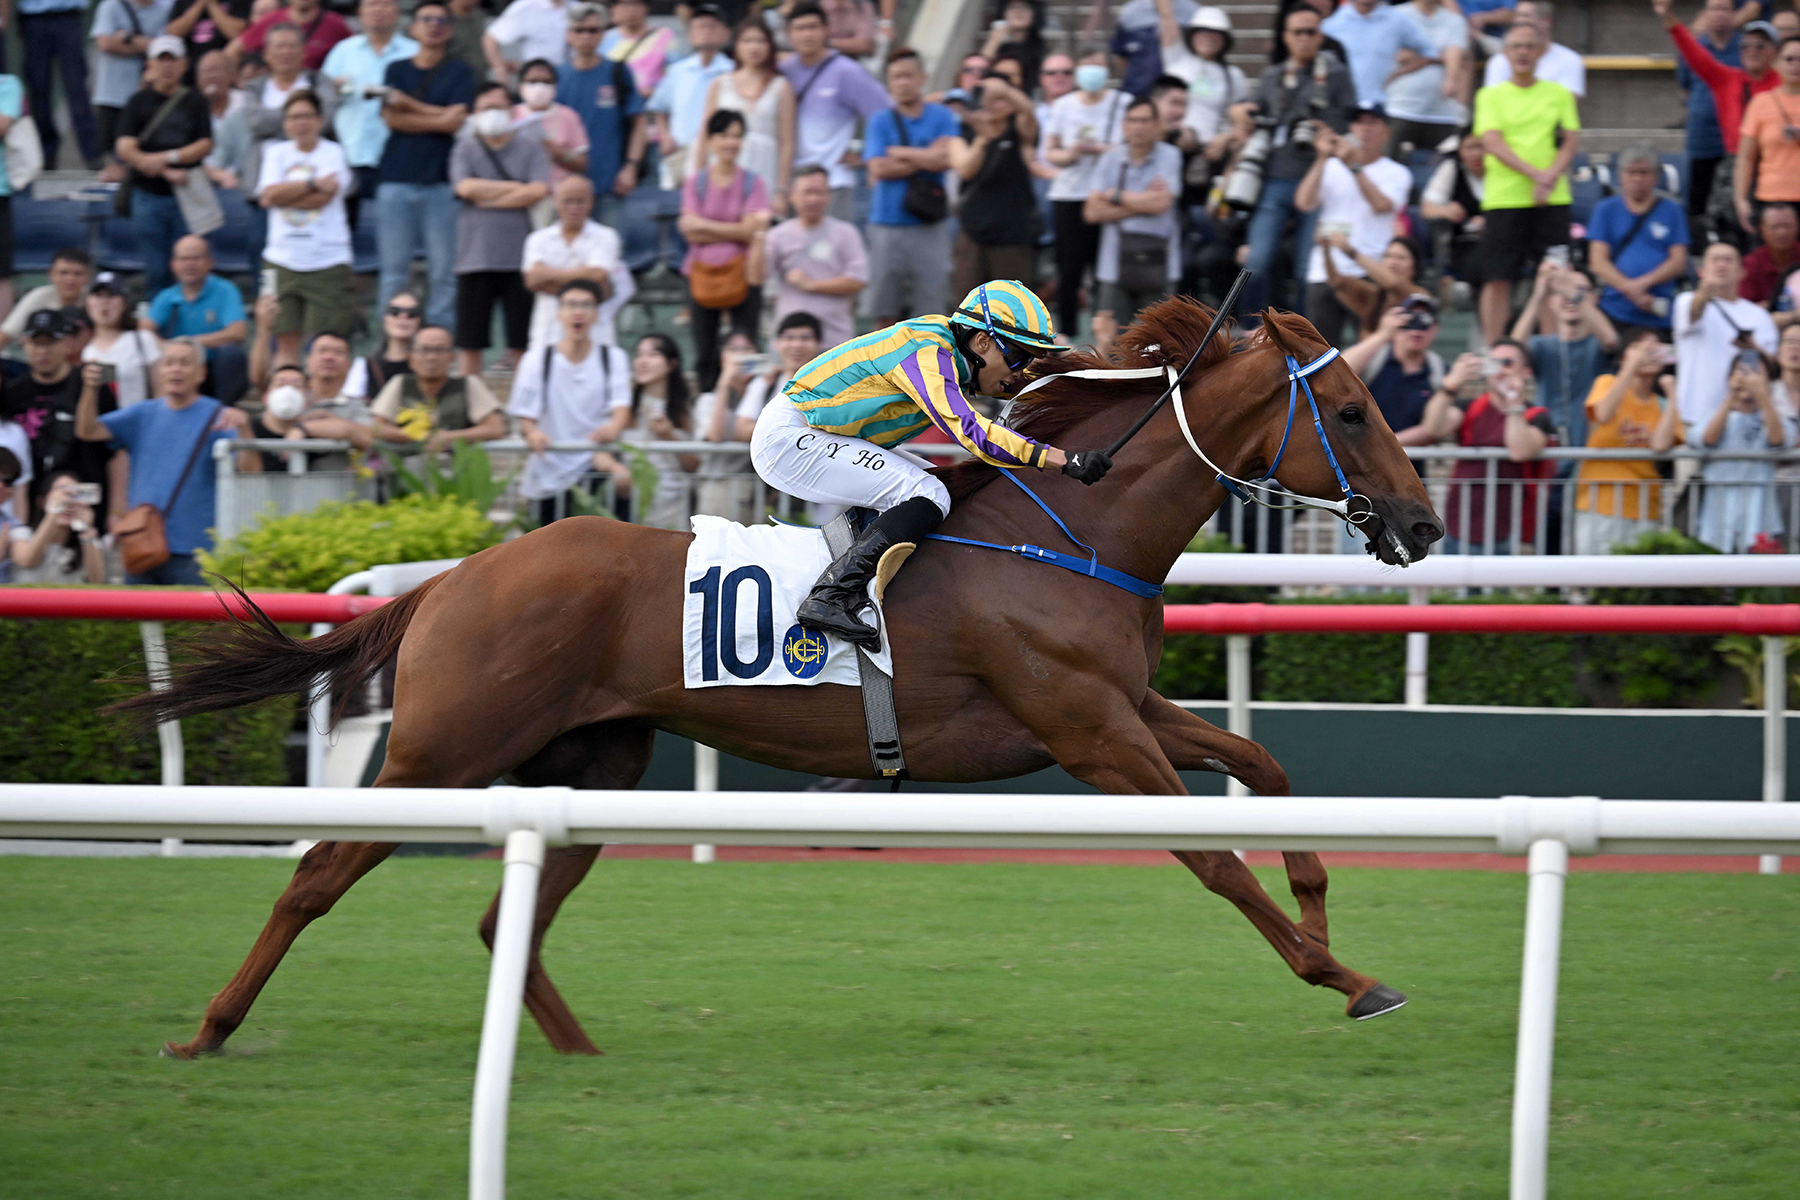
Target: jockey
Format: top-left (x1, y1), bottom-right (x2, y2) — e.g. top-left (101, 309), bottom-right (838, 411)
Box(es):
top-left (750, 280), bottom-right (1115, 649)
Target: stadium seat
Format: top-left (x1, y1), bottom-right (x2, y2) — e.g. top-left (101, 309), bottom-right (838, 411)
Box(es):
top-left (12, 195), bottom-right (101, 272)
top-left (352, 199), bottom-right (380, 274)
top-left (205, 188), bottom-right (257, 275)
top-left (95, 211), bottom-right (145, 274)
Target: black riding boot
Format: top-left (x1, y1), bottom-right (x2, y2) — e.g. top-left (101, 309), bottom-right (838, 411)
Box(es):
top-left (796, 497), bottom-right (945, 650)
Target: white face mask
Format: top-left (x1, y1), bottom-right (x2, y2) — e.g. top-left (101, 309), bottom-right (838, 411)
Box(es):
top-left (265, 384), bottom-right (308, 422)
top-left (1075, 64), bottom-right (1108, 93)
top-left (473, 107), bottom-right (512, 139)
top-left (519, 81), bottom-right (555, 110)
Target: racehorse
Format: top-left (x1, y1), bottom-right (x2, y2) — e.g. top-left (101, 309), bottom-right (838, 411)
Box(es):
top-left (121, 301), bottom-right (1443, 1060)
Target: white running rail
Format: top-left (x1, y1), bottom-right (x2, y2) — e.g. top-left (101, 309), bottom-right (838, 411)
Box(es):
top-left (1, 786), bottom-right (1796, 1200)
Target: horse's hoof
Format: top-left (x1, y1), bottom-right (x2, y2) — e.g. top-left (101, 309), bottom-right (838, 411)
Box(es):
top-left (1347, 984), bottom-right (1408, 1021)
top-left (160, 1041), bottom-right (199, 1060)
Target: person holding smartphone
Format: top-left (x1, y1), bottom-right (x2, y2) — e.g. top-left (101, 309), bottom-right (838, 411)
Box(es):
top-left (1573, 328), bottom-right (1684, 556)
top-left (7, 470), bottom-right (107, 583)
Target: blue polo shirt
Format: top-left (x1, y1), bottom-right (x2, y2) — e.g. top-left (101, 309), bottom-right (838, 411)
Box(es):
top-left (863, 103), bottom-right (959, 227)
top-left (558, 57), bottom-right (643, 195)
top-left (100, 396), bottom-right (236, 555)
top-left (148, 275), bottom-right (245, 339)
top-left (1320, 2), bottom-right (1436, 107)
top-left (1588, 194), bottom-right (1688, 330)
top-left (321, 32), bottom-right (420, 169)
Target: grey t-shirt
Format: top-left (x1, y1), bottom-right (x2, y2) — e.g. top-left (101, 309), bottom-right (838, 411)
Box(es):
top-left (92, 0), bottom-right (175, 108)
top-left (1092, 142), bottom-right (1184, 285)
top-left (449, 131), bottom-right (552, 274)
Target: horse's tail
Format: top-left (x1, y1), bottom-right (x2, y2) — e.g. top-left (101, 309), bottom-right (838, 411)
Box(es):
top-left (106, 575), bottom-right (446, 728)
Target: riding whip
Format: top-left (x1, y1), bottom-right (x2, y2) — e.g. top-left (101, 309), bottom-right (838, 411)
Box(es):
top-left (1098, 268), bottom-right (1251, 461)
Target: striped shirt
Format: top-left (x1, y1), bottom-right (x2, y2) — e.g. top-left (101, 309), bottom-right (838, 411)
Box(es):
top-left (781, 317), bottom-right (1047, 468)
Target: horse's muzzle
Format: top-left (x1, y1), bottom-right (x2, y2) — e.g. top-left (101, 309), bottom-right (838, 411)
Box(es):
top-left (1352, 497), bottom-right (1444, 567)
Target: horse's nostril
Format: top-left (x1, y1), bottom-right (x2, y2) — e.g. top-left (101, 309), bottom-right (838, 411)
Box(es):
top-left (1412, 520), bottom-right (1444, 545)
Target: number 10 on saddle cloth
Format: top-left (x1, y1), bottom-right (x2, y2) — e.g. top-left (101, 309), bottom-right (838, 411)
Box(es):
top-left (682, 516), bottom-right (895, 688)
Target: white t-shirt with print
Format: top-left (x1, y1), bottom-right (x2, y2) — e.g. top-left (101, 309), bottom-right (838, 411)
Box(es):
top-left (1305, 155), bottom-right (1413, 283)
top-left (256, 138), bottom-right (354, 273)
top-left (1043, 89), bottom-right (1130, 201)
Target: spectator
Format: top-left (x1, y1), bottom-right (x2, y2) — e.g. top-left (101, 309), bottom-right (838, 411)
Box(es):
top-left (250, 332), bottom-right (375, 468)
top-left (1675, 241), bottom-right (1778, 428)
top-left (1472, 20), bottom-right (1580, 347)
top-left (1043, 52), bottom-right (1128, 340)
top-left (1587, 142), bottom-right (1689, 341)
top-left (246, 361), bottom-right (317, 469)
top-left (376, 0), bottom-right (478, 330)
top-left (1693, 349), bottom-right (1797, 551)
top-left (196, 49), bottom-right (249, 142)
top-left (1736, 31), bottom-right (1800, 233)
top-left (756, 165), bottom-right (867, 349)
top-left (1462, 0), bottom-right (1521, 50)
top-left (1659, 0), bottom-right (1775, 245)
top-left (514, 59), bottom-right (591, 189)
top-left (1742, 203), bottom-right (1800, 322)
top-left (59, 306), bottom-right (95, 366)
top-left (230, 0), bottom-right (351, 70)
top-left (115, 38), bottom-right (216, 298)
top-left (702, 18), bottom-right (795, 213)
top-left (74, 339), bottom-right (252, 584)
top-left (603, 0), bottom-right (678, 98)
top-left (370, 324), bottom-right (506, 452)
top-left (693, 328), bottom-right (764, 524)
top-left (20, 0), bottom-right (102, 170)
top-left (257, 90), bottom-right (354, 365)
top-left (1157, 4), bottom-right (1247, 157)
top-left (589, 332), bottom-right (697, 528)
top-left (1674, 0), bottom-right (1744, 232)
top-left (166, 0), bottom-right (253, 67)
top-left (1295, 102), bottom-right (1412, 344)
top-left (1321, 235), bottom-right (1432, 340)
top-left (93, 0), bottom-right (175, 173)
top-left (320, 0), bottom-right (418, 231)
top-left (1509, 261), bottom-right (1619, 452)
top-left (979, 0), bottom-right (1047, 94)
top-left (1229, 5), bottom-right (1355, 314)
top-left (444, 0), bottom-right (490, 79)
top-left (1343, 297), bottom-right (1478, 448)
top-left (7, 471), bottom-right (107, 583)
top-left (782, 2), bottom-right (890, 219)
top-left (143, 236), bottom-right (249, 404)
top-left (83, 272), bottom-right (163, 411)
top-left (524, 175), bottom-right (626, 350)
top-left (1777, 8), bottom-right (1800, 40)
top-left (1421, 336), bottom-right (1556, 554)
top-left (735, 312), bottom-right (823, 444)
top-left (862, 48), bottom-right (958, 324)
top-left (0, 248), bottom-right (91, 352)
top-left (1084, 96), bottom-right (1182, 351)
top-left (649, 5), bottom-right (735, 192)
top-left (1384, 0), bottom-right (1470, 157)
top-left (1480, 0), bottom-right (1585, 97)
top-left (3, 311), bottom-right (121, 519)
top-left (212, 23), bottom-right (341, 269)
top-left (559, 2), bottom-right (647, 228)
top-left (951, 52), bottom-right (991, 98)
top-left (482, 0), bottom-right (571, 88)
top-left (451, 81), bottom-right (552, 378)
top-left (344, 289), bottom-right (419, 399)
top-left (0, 413), bottom-right (28, 511)
top-left (820, 0), bottom-right (883, 62)
top-left (0, 449), bottom-right (19, 580)
top-left (1110, 0), bottom-right (1198, 99)
top-left (1573, 329), bottom-right (1683, 555)
top-left (1421, 128), bottom-right (1486, 293)
top-left (1320, 0), bottom-right (1436, 110)
top-left (949, 74), bottom-right (1039, 302)
top-left (507, 279), bottom-right (632, 525)
top-left (680, 109), bottom-right (771, 392)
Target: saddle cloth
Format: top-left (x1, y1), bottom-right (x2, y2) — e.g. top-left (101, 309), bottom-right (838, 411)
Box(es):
top-left (682, 515), bottom-right (893, 689)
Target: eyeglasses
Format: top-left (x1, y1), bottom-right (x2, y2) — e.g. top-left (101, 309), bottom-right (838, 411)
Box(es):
top-left (415, 344), bottom-right (454, 355)
top-left (416, 13), bottom-right (451, 25)
top-left (570, 24), bottom-right (604, 33)
top-left (387, 305), bottom-right (421, 318)
top-left (1288, 27), bottom-right (1322, 35)
top-left (1042, 68), bottom-right (1073, 75)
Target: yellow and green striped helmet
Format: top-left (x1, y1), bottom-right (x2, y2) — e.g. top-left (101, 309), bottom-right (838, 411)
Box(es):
top-left (949, 280), bottom-right (1059, 364)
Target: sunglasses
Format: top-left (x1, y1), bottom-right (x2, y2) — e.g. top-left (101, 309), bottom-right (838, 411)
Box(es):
top-left (570, 24), bottom-right (605, 33)
top-left (387, 305), bottom-right (421, 318)
top-left (1042, 68), bottom-right (1073, 75)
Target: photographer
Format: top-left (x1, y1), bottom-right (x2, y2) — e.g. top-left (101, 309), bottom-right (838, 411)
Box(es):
top-left (1225, 5), bottom-right (1355, 314)
top-left (950, 72), bottom-right (1041, 301)
top-left (1675, 241), bottom-right (1778, 429)
top-left (7, 470), bottom-right (107, 584)
top-left (1294, 101), bottom-right (1411, 345)
top-left (1420, 338), bottom-right (1557, 555)
top-left (1573, 329), bottom-right (1684, 556)
top-left (1692, 348), bottom-right (1797, 553)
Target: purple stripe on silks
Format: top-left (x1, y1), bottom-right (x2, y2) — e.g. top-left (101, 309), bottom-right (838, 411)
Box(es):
top-left (899, 351), bottom-right (962, 442)
top-left (925, 348), bottom-right (1031, 467)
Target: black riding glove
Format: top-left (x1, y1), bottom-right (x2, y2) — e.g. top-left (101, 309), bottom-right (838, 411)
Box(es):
top-left (1061, 449), bottom-right (1113, 486)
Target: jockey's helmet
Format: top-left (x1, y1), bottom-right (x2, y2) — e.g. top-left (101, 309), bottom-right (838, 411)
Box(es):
top-left (949, 280), bottom-right (1059, 370)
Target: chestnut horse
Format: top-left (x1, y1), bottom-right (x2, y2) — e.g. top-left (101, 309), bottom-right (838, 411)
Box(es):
top-left (124, 302), bottom-right (1443, 1059)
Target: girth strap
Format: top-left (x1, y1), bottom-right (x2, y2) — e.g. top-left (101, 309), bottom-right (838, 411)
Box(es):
top-left (822, 511), bottom-right (908, 779)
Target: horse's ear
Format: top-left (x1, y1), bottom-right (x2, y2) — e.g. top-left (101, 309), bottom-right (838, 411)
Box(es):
top-left (1259, 309), bottom-right (1330, 358)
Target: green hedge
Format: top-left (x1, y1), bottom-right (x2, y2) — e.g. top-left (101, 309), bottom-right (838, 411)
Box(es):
top-left (200, 492), bottom-right (500, 591)
top-left (0, 614), bottom-right (290, 784)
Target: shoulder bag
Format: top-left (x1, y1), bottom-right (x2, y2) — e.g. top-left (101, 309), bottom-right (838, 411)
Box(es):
top-left (687, 169), bottom-right (756, 310)
top-left (113, 87), bottom-right (192, 217)
top-left (114, 400), bottom-right (221, 576)
top-left (891, 107), bottom-right (947, 224)
top-left (1113, 160), bottom-right (1171, 292)
top-left (474, 134), bottom-right (554, 229)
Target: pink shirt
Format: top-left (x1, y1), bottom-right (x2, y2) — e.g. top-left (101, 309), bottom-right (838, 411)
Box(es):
top-left (513, 102), bottom-right (588, 188)
top-left (681, 167), bottom-right (769, 272)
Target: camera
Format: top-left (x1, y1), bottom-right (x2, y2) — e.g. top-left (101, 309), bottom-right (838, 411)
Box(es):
top-left (70, 482), bottom-right (102, 506)
top-left (1221, 118), bottom-right (1276, 211)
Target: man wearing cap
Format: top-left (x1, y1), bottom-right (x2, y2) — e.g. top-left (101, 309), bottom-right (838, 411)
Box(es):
top-left (116, 36), bottom-right (215, 296)
top-left (0, 311), bottom-right (122, 520)
top-left (1345, 297), bottom-right (1481, 450)
top-left (1296, 102), bottom-right (1412, 346)
top-left (646, 5), bottom-right (734, 193)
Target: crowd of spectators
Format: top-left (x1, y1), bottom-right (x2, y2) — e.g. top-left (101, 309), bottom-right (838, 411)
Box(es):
top-left (9, 0), bottom-right (1800, 585)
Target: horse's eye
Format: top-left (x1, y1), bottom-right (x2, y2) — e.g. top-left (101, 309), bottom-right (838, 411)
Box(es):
top-left (1340, 406), bottom-right (1365, 426)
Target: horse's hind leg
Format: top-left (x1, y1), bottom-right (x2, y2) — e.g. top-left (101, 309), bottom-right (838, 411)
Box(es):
top-left (479, 721), bottom-right (658, 1055)
top-left (164, 840), bottom-right (399, 1058)
top-left (1138, 692), bottom-right (1405, 1020)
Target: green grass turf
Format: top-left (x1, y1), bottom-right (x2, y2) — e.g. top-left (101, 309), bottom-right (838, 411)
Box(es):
top-left (0, 857), bottom-right (1796, 1199)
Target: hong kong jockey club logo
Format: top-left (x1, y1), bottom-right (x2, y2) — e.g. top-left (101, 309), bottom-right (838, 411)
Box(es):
top-left (782, 624), bottom-right (829, 678)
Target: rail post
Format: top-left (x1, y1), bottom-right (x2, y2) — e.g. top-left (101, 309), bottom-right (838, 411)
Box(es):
top-left (693, 744), bottom-right (718, 863)
top-left (139, 621), bottom-right (184, 855)
top-left (469, 827), bottom-right (545, 1200)
top-left (1405, 586), bottom-right (1429, 709)
top-left (1226, 635), bottom-right (1251, 798)
top-left (1510, 837), bottom-right (1569, 1200)
top-left (1763, 636), bottom-right (1786, 876)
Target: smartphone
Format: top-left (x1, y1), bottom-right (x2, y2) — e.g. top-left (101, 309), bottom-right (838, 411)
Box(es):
top-left (737, 353), bottom-right (773, 375)
top-left (259, 267), bottom-right (279, 298)
top-left (71, 483), bottom-right (102, 505)
top-left (1544, 245), bottom-right (1571, 270)
top-left (94, 362), bottom-right (116, 386)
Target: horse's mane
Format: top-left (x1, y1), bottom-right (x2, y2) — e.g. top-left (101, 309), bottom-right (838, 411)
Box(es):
top-left (935, 296), bottom-right (1247, 505)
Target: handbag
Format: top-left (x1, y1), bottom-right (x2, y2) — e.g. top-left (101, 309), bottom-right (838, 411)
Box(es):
top-left (4, 113), bottom-right (42, 194)
top-left (891, 107), bottom-right (947, 224)
top-left (173, 164), bottom-right (224, 236)
top-left (686, 168), bottom-right (756, 310)
top-left (1112, 164), bottom-right (1170, 292)
top-left (114, 87), bottom-right (192, 218)
top-left (114, 400), bottom-right (220, 577)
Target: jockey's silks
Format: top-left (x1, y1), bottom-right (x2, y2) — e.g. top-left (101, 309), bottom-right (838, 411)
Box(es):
top-left (780, 317), bottom-right (1048, 468)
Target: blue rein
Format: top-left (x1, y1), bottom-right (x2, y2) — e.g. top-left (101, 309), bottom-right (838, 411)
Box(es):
top-left (1214, 349), bottom-right (1358, 516)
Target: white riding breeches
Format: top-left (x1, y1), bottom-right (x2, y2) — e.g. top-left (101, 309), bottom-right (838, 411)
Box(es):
top-left (750, 396), bottom-right (952, 518)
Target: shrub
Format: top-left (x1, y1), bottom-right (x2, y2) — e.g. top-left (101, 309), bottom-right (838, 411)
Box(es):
top-left (199, 492), bottom-right (500, 592)
top-left (1149, 531), bottom-right (1271, 700)
top-left (1585, 528), bottom-right (1728, 706)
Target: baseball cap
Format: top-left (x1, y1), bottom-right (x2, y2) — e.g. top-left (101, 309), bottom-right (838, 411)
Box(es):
top-left (88, 271), bottom-right (123, 296)
top-left (1743, 19), bottom-right (1779, 41)
top-left (1399, 293), bottom-right (1440, 330)
top-left (148, 34), bottom-right (187, 59)
top-left (59, 305), bottom-right (94, 332)
top-left (22, 309), bottom-right (68, 340)
top-left (689, 3), bottom-right (727, 22)
top-left (1353, 101), bottom-right (1389, 122)
top-left (942, 87), bottom-right (973, 105)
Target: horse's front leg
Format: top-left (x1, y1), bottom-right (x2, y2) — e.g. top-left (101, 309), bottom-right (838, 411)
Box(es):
top-left (1137, 692), bottom-right (1406, 1020)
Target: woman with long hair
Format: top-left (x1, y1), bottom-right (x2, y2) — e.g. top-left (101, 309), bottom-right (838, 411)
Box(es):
top-left (514, 58), bottom-right (590, 187)
top-left (8, 470), bottom-right (106, 584)
top-left (345, 291), bottom-right (420, 400)
top-left (82, 274), bottom-right (161, 410)
top-left (699, 17), bottom-right (795, 213)
top-left (592, 333), bottom-right (699, 528)
top-left (1318, 234), bottom-right (1431, 338)
top-left (980, 0), bottom-right (1046, 94)
top-left (679, 109), bottom-right (772, 393)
